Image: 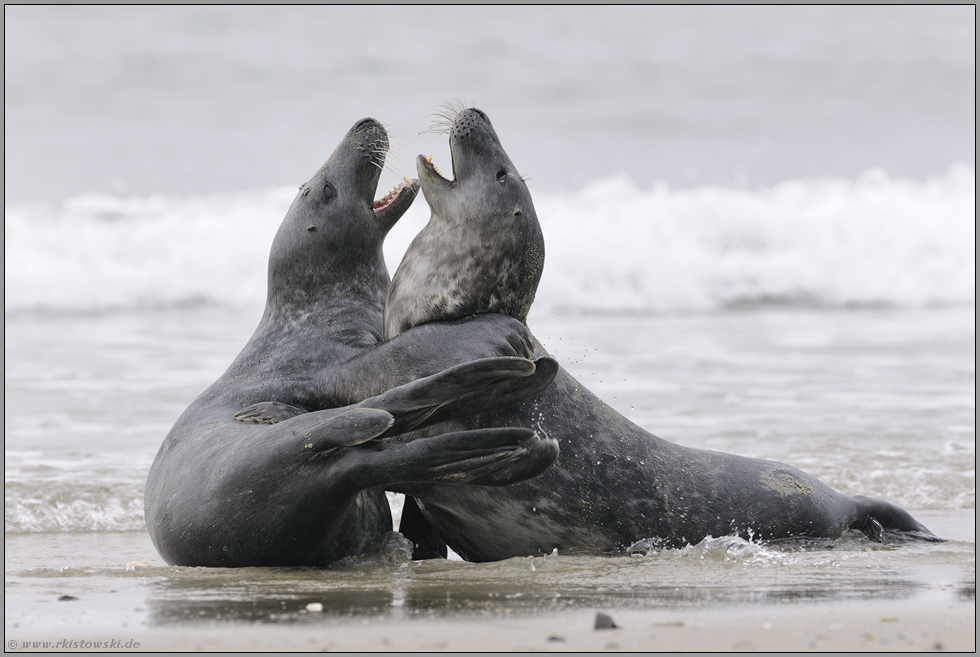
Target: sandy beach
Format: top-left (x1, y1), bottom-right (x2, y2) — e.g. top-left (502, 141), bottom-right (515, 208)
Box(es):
top-left (8, 604), bottom-right (974, 652)
top-left (6, 510), bottom-right (974, 653)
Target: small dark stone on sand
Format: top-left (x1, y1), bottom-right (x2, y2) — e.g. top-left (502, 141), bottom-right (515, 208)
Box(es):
top-left (547, 635), bottom-right (566, 642)
top-left (58, 595), bottom-right (79, 601)
top-left (594, 612), bottom-right (618, 630)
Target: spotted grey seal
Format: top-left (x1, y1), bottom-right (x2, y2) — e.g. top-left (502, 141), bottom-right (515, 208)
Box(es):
top-left (384, 106), bottom-right (940, 561)
top-left (144, 118), bottom-right (558, 567)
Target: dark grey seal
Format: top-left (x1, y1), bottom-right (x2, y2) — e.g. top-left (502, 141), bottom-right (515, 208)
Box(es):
top-left (144, 118), bottom-right (558, 568)
top-left (384, 106), bottom-right (941, 562)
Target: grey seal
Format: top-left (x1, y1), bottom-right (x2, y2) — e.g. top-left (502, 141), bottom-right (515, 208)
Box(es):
top-left (384, 106), bottom-right (940, 562)
top-left (384, 107), bottom-right (544, 340)
top-left (144, 118), bottom-right (558, 567)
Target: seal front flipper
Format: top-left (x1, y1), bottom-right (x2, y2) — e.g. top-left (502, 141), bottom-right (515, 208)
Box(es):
top-left (273, 407), bottom-right (396, 450)
top-left (234, 401), bottom-right (307, 424)
top-left (380, 428), bottom-right (559, 487)
top-left (357, 356), bottom-right (557, 435)
top-left (439, 356), bottom-right (558, 421)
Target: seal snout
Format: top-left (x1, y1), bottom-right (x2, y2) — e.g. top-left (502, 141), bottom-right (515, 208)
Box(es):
top-left (451, 107), bottom-right (492, 142)
top-left (354, 117), bottom-right (382, 131)
top-left (342, 118), bottom-right (420, 226)
top-left (348, 118), bottom-right (389, 166)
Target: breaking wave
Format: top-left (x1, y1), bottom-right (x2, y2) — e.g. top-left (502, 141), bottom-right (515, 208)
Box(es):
top-left (5, 166), bottom-right (974, 314)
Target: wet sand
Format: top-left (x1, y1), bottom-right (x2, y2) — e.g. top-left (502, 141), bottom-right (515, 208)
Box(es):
top-left (6, 512), bottom-right (974, 653)
top-left (8, 604), bottom-right (974, 652)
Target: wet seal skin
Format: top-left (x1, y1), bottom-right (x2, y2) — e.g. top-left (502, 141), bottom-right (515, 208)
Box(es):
top-left (144, 118), bottom-right (558, 567)
top-left (384, 105), bottom-right (942, 562)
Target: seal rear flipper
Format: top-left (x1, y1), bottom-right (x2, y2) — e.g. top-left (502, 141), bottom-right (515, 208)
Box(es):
top-left (234, 401), bottom-right (308, 424)
top-left (377, 427), bottom-right (559, 487)
top-left (852, 495), bottom-right (944, 543)
top-left (357, 357), bottom-right (553, 436)
top-left (398, 495), bottom-right (448, 560)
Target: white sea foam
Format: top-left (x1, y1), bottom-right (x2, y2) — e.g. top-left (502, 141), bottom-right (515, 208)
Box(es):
top-left (5, 166), bottom-right (974, 315)
top-left (4, 481), bottom-right (146, 533)
top-left (534, 166), bottom-right (975, 313)
top-left (4, 188), bottom-right (295, 312)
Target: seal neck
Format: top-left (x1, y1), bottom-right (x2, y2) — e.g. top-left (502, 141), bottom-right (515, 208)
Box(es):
top-left (264, 253), bottom-right (389, 329)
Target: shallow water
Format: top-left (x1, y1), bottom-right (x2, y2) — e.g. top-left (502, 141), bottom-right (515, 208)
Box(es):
top-left (5, 306), bottom-right (974, 534)
top-left (4, 307), bottom-right (975, 634)
top-left (4, 511), bottom-right (974, 633)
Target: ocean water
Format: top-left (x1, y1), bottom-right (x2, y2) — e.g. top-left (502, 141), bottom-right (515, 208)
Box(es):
top-left (4, 6), bottom-right (975, 202)
top-left (4, 4), bottom-right (975, 638)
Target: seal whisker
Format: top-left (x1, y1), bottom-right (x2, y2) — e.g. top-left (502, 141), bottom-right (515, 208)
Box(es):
top-left (421, 99), bottom-right (471, 135)
top-left (372, 133), bottom-right (415, 183)
top-left (366, 140), bottom-right (390, 158)
top-left (380, 141), bottom-right (410, 163)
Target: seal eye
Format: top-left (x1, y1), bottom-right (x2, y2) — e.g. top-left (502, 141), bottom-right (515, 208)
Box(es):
top-left (322, 183), bottom-right (336, 201)
top-left (496, 170), bottom-right (507, 184)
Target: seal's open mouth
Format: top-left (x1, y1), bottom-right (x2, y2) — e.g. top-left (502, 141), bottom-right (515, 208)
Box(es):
top-left (425, 154), bottom-right (451, 180)
top-left (372, 177), bottom-right (419, 223)
top-left (420, 153), bottom-right (456, 186)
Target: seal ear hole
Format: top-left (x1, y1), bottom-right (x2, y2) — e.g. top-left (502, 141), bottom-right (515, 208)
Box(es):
top-left (322, 183), bottom-right (336, 202)
top-left (496, 170), bottom-right (507, 184)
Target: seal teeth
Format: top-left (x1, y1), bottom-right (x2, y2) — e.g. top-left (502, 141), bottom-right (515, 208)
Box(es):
top-left (425, 154), bottom-right (447, 179)
top-left (373, 181), bottom-right (410, 212)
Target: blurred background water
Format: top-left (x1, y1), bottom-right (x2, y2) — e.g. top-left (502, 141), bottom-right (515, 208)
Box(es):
top-left (3, 5), bottom-right (974, 634)
top-left (5, 5), bottom-right (974, 204)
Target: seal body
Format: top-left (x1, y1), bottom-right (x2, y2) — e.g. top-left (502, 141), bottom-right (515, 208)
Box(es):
top-left (386, 107), bottom-right (940, 561)
top-left (144, 118), bottom-right (558, 567)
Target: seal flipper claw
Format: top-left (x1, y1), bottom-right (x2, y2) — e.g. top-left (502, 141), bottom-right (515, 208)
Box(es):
top-left (234, 401), bottom-right (307, 424)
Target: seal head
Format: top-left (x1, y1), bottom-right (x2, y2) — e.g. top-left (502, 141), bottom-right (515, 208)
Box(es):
top-left (384, 107), bottom-right (545, 339)
top-left (269, 117), bottom-right (418, 316)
